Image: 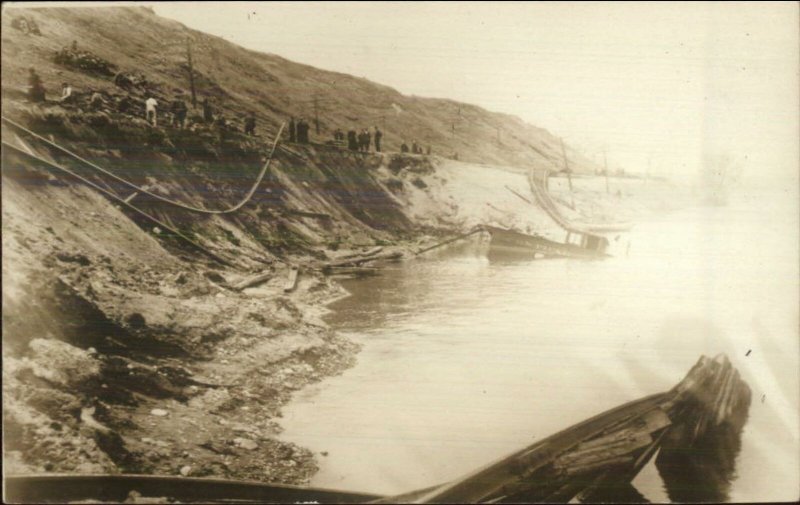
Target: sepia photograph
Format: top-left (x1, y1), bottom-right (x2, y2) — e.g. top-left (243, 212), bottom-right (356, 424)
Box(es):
top-left (2, 1), bottom-right (798, 503)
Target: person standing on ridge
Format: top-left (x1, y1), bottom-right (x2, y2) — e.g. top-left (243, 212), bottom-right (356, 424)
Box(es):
top-left (400, 141), bottom-right (409, 153)
top-left (244, 113), bottom-right (256, 136)
top-left (374, 126), bottom-right (383, 152)
top-left (28, 68), bottom-right (46, 103)
top-left (289, 116), bottom-right (297, 143)
top-left (296, 118), bottom-right (309, 144)
top-left (145, 95), bottom-right (158, 126)
top-left (202, 98), bottom-right (214, 124)
top-left (357, 130), bottom-right (365, 152)
top-left (412, 140), bottom-right (419, 154)
top-left (347, 128), bottom-right (358, 151)
top-left (89, 90), bottom-right (104, 111)
top-left (59, 82), bottom-right (73, 103)
top-left (171, 95), bottom-right (187, 129)
top-left (361, 128), bottom-right (371, 152)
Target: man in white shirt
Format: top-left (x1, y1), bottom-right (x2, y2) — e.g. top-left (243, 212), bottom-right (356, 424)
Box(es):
top-left (145, 96), bottom-right (158, 126)
top-left (60, 83), bottom-right (73, 103)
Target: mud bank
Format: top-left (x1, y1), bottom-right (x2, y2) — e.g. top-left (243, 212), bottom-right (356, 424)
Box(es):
top-left (2, 101), bottom-right (690, 486)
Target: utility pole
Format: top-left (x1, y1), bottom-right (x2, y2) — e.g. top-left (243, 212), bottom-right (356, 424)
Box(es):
top-left (559, 138), bottom-right (574, 192)
top-left (560, 137), bottom-right (576, 209)
top-left (186, 37), bottom-right (197, 108)
top-left (496, 126), bottom-right (500, 144)
top-left (313, 96), bottom-right (320, 135)
top-left (603, 151), bottom-right (610, 194)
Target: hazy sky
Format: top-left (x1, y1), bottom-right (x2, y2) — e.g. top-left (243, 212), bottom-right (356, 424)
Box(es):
top-left (36, 2), bottom-right (800, 181)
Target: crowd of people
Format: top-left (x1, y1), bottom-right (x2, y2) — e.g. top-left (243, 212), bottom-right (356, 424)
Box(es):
top-left (27, 64), bottom-right (262, 138)
top-left (26, 54), bottom-right (436, 157)
top-left (400, 140), bottom-right (429, 155)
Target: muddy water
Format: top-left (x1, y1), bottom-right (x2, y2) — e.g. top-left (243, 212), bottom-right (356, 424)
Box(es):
top-left (281, 187), bottom-right (799, 502)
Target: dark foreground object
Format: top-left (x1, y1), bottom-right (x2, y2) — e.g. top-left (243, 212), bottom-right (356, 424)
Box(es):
top-left (4, 355), bottom-right (749, 504)
top-left (379, 353), bottom-right (751, 503)
top-left (3, 474), bottom-right (381, 504)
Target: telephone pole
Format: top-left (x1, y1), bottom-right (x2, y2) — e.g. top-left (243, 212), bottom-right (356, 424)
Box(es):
top-left (313, 96), bottom-right (320, 134)
top-left (186, 38), bottom-right (197, 108)
top-left (560, 137), bottom-right (576, 209)
top-left (559, 138), bottom-right (574, 192)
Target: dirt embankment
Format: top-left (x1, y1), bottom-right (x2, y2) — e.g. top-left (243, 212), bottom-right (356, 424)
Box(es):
top-left (0, 95), bottom-right (466, 484)
top-left (2, 93), bottom-right (688, 486)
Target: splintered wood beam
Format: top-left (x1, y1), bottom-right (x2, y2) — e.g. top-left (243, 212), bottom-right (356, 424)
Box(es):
top-left (232, 270), bottom-right (274, 291)
top-left (324, 251), bottom-right (403, 269)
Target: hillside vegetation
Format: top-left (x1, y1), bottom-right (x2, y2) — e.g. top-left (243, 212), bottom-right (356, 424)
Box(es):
top-left (2, 5), bottom-right (598, 172)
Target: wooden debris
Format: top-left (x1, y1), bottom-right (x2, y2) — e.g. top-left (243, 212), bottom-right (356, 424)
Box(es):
top-left (379, 353), bottom-right (751, 504)
top-left (415, 227), bottom-right (485, 256)
top-left (324, 266), bottom-right (380, 277)
top-left (323, 251), bottom-right (403, 270)
top-left (339, 246), bottom-right (383, 260)
top-left (231, 270), bottom-right (273, 291)
top-left (283, 266), bottom-right (300, 293)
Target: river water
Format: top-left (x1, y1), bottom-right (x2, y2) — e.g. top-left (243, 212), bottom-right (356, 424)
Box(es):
top-left (281, 187), bottom-right (799, 502)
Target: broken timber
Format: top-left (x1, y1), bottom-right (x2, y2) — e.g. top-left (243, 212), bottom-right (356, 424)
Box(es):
top-left (324, 266), bottom-right (381, 277)
top-left (415, 227), bottom-right (486, 256)
top-left (375, 353), bottom-right (751, 504)
top-left (338, 246), bottom-right (383, 260)
top-left (322, 251), bottom-right (404, 271)
top-left (232, 270), bottom-right (274, 291)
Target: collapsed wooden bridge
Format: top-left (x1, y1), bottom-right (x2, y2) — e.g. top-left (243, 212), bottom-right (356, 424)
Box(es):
top-left (5, 354), bottom-right (751, 504)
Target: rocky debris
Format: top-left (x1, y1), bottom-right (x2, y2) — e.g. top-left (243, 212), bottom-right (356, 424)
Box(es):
top-left (149, 408), bottom-right (169, 417)
top-left (54, 45), bottom-right (117, 77)
top-left (22, 338), bottom-right (100, 388)
top-left (55, 251), bottom-right (92, 266)
top-left (233, 438), bottom-right (259, 451)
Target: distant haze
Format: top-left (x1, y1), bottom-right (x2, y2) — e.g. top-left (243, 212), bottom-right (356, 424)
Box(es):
top-left (18, 2), bottom-right (799, 184)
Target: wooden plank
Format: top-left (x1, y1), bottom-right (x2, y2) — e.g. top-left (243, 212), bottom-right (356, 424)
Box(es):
top-left (339, 246), bottom-right (383, 259)
top-left (324, 266), bottom-right (380, 277)
top-left (562, 455), bottom-right (633, 477)
top-left (640, 408), bottom-right (672, 433)
top-left (408, 393), bottom-right (666, 503)
top-left (415, 227), bottom-right (485, 255)
top-left (232, 271), bottom-right (273, 291)
top-left (554, 433), bottom-right (652, 469)
top-left (324, 251), bottom-right (403, 269)
top-left (283, 266), bottom-right (300, 293)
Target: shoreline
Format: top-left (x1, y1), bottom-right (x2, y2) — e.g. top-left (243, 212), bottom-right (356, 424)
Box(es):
top-left (2, 104), bottom-right (695, 486)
